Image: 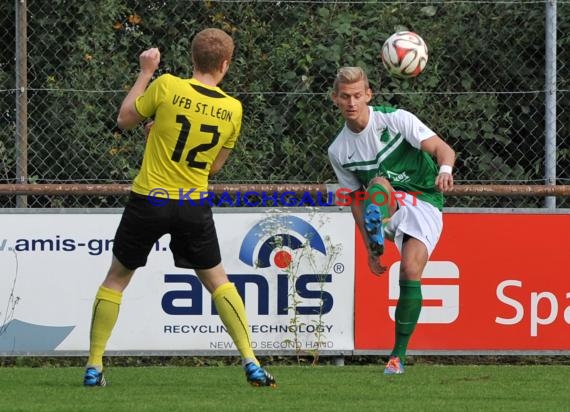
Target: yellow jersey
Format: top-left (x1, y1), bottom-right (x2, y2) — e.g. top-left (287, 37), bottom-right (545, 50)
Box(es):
top-left (131, 74), bottom-right (242, 199)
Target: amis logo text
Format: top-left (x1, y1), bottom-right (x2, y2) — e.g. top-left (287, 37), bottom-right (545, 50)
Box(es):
top-left (162, 215), bottom-right (335, 316)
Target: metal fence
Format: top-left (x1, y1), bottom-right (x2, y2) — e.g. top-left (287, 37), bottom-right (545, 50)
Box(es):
top-left (1, 0), bottom-right (568, 208)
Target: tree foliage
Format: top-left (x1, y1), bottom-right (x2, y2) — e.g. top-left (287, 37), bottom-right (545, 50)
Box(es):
top-left (0, 1), bottom-right (568, 208)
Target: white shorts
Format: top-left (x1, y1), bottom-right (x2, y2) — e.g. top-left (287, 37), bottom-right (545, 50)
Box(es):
top-left (383, 192), bottom-right (443, 257)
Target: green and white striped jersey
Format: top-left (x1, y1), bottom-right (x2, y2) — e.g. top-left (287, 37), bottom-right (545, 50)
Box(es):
top-left (328, 105), bottom-right (443, 210)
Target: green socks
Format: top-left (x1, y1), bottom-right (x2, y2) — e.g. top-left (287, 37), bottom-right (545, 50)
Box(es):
top-left (392, 280), bottom-right (422, 362)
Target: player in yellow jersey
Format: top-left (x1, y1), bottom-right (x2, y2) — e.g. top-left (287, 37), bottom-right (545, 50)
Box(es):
top-left (83, 28), bottom-right (276, 388)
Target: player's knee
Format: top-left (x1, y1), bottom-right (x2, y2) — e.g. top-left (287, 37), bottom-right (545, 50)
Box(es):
top-left (399, 261), bottom-right (423, 280)
top-left (369, 176), bottom-right (392, 191)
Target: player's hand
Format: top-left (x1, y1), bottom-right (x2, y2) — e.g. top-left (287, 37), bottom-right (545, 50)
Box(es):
top-left (139, 48), bottom-right (161, 75)
top-left (368, 253), bottom-right (387, 276)
top-left (144, 120), bottom-right (154, 140)
top-left (435, 172), bottom-right (454, 193)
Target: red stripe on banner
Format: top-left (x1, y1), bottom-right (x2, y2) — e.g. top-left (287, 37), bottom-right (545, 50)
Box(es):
top-left (354, 213), bottom-right (570, 351)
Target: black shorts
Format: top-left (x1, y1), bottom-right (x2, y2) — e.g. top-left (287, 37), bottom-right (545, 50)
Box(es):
top-left (112, 193), bottom-right (222, 270)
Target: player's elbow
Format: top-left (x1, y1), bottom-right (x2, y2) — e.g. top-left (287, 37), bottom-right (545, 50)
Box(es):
top-left (117, 113), bottom-right (135, 130)
top-left (117, 107), bottom-right (143, 130)
top-left (435, 140), bottom-right (455, 164)
top-left (116, 115), bottom-right (127, 130)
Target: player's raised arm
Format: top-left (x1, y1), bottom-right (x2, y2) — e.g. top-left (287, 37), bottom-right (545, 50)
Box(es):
top-left (117, 48), bottom-right (161, 130)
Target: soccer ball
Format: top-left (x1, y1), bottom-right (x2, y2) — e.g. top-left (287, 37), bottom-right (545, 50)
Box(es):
top-left (381, 31), bottom-right (428, 79)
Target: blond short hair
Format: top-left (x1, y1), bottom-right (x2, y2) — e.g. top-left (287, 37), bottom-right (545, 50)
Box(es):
top-left (333, 67), bottom-right (370, 93)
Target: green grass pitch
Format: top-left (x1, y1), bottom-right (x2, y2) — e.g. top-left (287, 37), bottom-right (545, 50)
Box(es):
top-left (0, 364), bottom-right (568, 411)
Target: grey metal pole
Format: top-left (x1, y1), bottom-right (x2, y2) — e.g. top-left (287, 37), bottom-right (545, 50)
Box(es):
top-left (15, 0), bottom-right (28, 208)
top-left (544, 0), bottom-right (557, 208)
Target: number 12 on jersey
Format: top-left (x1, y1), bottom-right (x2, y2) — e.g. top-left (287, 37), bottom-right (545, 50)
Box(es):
top-left (171, 114), bottom-right (220, 170)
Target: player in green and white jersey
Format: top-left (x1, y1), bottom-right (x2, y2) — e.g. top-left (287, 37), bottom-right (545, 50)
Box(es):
top-left (328, 67), bottom-right (455, 374)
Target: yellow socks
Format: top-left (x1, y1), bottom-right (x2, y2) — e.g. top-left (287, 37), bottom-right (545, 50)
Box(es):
top-left (213, 282), bottom-right (257, 364)
top-left (87, 286), bottom-right (122, 370)
top-left (87, 283), bottom-right (256, 369)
